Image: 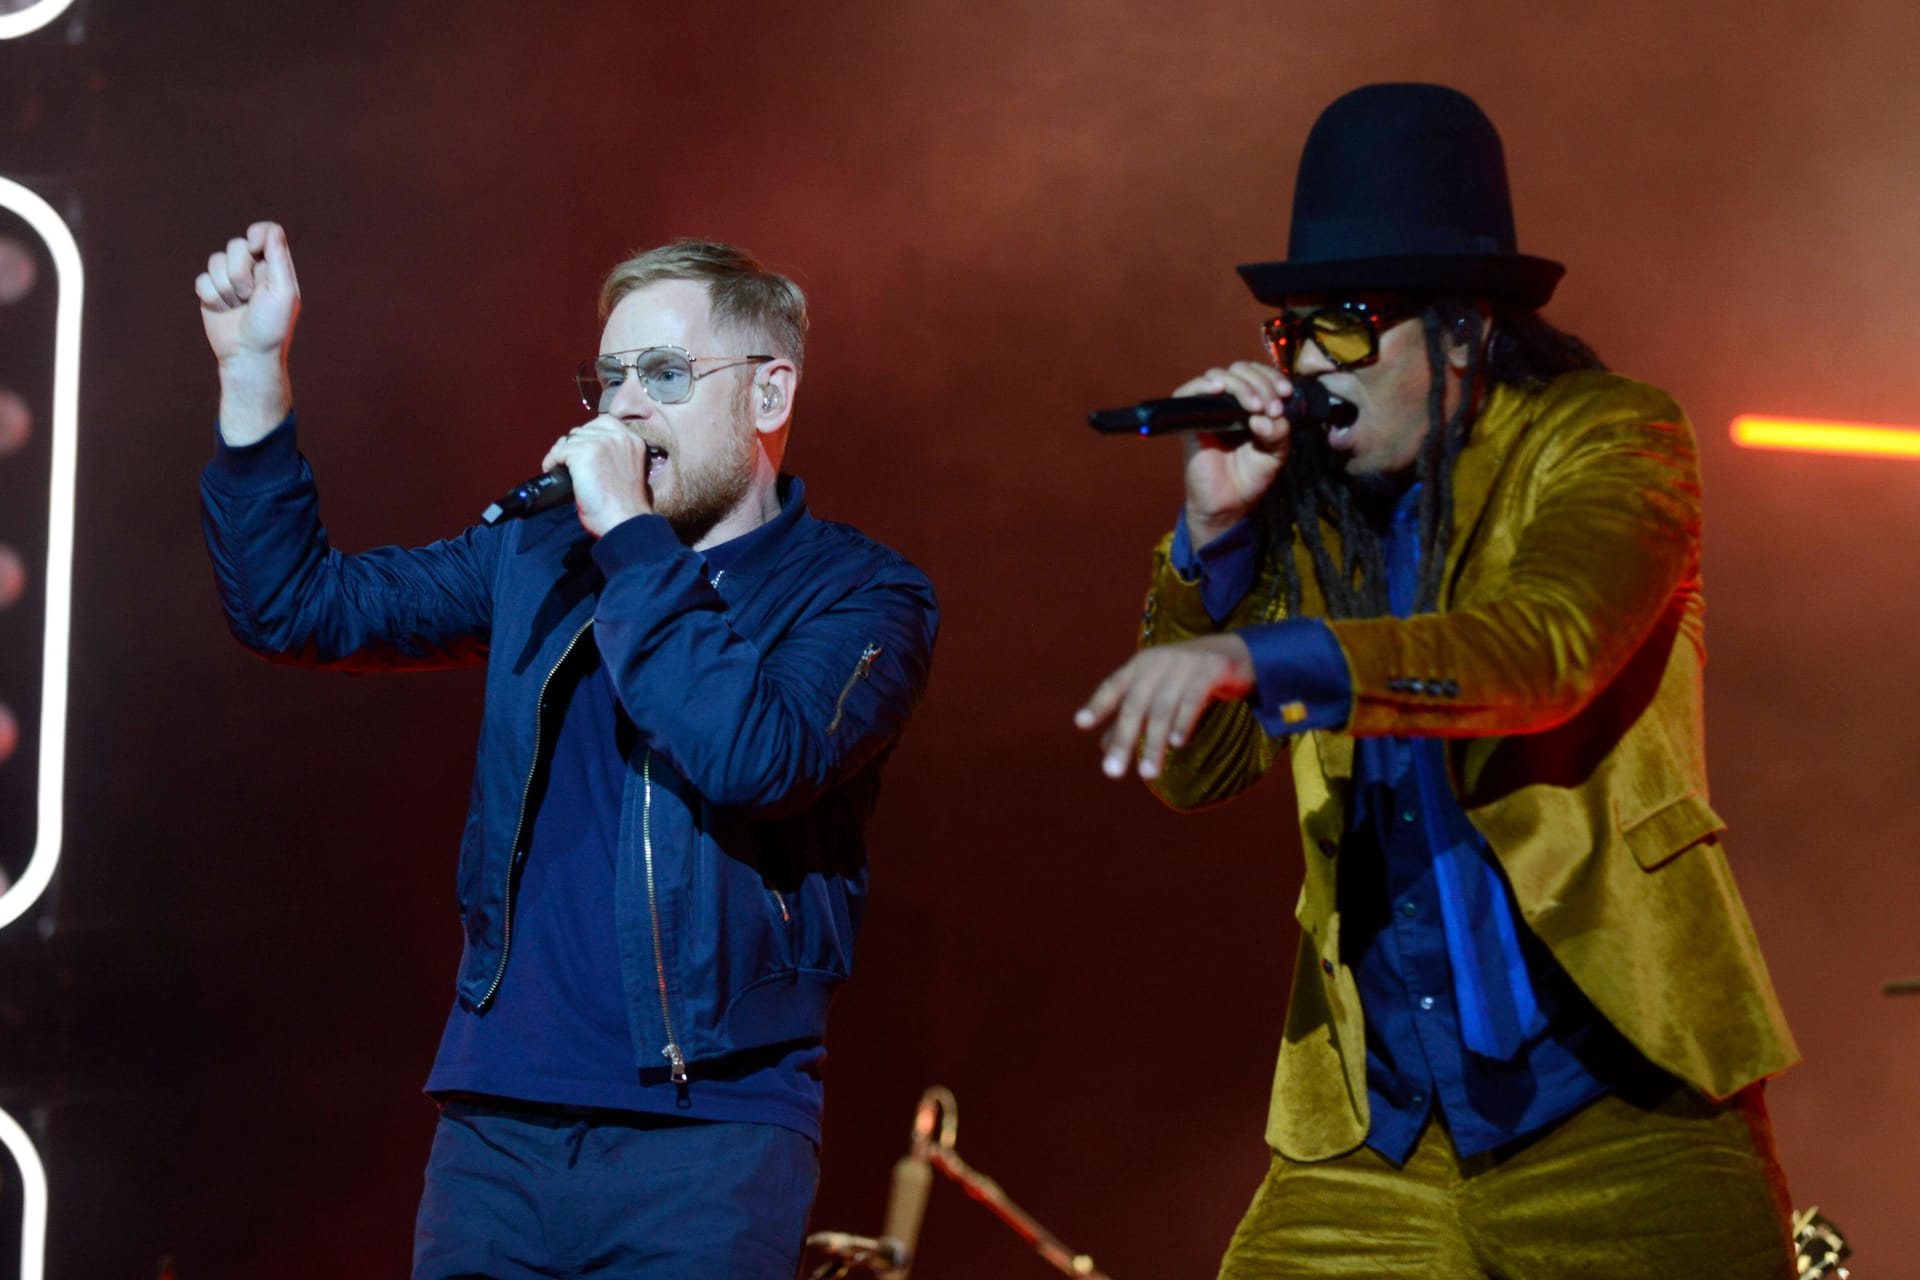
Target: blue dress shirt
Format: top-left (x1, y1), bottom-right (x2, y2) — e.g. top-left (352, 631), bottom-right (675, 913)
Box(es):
top-left (1171, 495), bottom-right (1668, 1161)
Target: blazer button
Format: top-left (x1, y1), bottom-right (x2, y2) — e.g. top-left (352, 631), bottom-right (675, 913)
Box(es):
top-left (1441, 680), bottom-right (1460, 697)
top-left (1316, 837), bottom-right (1338, 858)
top-left (1407, 678), bottom-right (1428, 695)
top-left (1321, 958), bottom-right (1335, 975)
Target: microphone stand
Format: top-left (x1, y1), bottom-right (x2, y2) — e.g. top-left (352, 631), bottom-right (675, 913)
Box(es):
top-left (805, 1086), bottom-right (1114, 1280)
top-left (925, 1139), bottom-right (1112, 1276)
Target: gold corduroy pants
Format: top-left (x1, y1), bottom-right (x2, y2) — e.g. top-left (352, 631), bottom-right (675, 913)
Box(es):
top-left (1218, 1084), bottom-right (1794, 1279)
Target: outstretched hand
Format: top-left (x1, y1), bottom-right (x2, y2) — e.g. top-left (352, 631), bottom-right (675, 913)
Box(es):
top-left (1074, 635), bottom-right (1256, 780)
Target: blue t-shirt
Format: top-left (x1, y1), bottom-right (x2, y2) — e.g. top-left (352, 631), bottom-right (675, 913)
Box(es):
top-left (425, 514), bottom-right (825, 1142)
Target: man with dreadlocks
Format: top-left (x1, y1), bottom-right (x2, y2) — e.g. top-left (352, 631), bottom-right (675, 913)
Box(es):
top-left (1076, 84), bottom-right (1799, 1277)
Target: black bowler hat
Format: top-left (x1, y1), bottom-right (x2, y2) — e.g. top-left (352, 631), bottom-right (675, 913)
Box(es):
top-left (1237, 83), bottom-right (1564, 309)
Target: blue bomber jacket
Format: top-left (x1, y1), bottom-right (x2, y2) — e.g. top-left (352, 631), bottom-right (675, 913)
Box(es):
top-left (201, 421), bottom-right (938, 1081)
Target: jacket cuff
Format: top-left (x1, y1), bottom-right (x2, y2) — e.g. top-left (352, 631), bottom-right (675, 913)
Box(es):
top-left (590, 512), bottom-right (684, 575)
top-left (1240, 617), bottom-right (1354, 733)
top-left (207, 412), bottom-right (300, 491)
top-left (1172, 508), bottom-right (1260, 624)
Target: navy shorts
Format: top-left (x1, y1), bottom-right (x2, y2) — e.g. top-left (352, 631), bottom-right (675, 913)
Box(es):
top-left (413, 1096), bottom-right (819, 1279)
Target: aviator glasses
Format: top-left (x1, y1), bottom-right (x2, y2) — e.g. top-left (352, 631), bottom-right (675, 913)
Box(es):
top-left (576, 346), bottom-right (772, 412)
top-left (1262, 300), bottom-right (1421, 373)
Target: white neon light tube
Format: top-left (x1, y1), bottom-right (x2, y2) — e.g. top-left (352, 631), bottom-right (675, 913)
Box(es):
top-left (0, 175), bottom-right (81, 933)
top-left (0, 175), bottom-right (76, 1280)
top-left (0, 0), bottom-right (78, 40)
top-left (0, 1105), bottom-right (47, 1279)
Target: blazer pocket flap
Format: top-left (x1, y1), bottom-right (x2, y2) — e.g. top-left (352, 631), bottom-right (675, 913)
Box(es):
top-left (1623, 792), bottom-right (1727, 870)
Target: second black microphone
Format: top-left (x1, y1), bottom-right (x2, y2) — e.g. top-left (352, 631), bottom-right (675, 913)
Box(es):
top-left (1087, 378), bottom-right (1357, 442)
top-left (481, 465), bottom-right (572, 525)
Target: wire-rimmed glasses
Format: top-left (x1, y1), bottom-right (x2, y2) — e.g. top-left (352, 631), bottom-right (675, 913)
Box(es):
top-left (575, 345), bottom-right (772, 412)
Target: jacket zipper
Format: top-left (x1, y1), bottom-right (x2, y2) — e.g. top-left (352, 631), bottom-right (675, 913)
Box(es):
top-left (642, 749), bottom-right (690, 1084)
top-left (825, 641), bottom-right (884, 735)
top-left (477, 618), bottom-right (593, 1011)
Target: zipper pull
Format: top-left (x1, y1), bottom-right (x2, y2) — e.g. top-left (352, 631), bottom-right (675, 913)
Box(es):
top-left (664, 1043), bottom-right (689, 1086)
top-left (827, 642), bottom-right (886, 735)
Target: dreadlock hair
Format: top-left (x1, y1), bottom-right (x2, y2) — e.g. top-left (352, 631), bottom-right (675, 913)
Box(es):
top-left (1259, 300), bottom-right (1605, 622)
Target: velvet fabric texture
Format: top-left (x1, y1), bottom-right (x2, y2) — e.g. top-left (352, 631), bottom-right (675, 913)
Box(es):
top-left (1216, 1083), bottom-right (1794, 1278)
top-left (1143, 370), bottom-right (1797, 1162)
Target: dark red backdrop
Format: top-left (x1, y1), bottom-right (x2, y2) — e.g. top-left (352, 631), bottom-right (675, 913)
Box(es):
top-left (4, 0), bottom-right (1917, 1274)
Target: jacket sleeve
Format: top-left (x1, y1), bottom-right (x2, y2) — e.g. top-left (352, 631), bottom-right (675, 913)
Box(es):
top-left (588, 514), bottom-right (938, 815)
top-left (199, 419), bottom-right (497, 670)
top-left (1331, 378), bottom-right (1701, 738)
top-left (1141, 532), bottom-right (1292, 813)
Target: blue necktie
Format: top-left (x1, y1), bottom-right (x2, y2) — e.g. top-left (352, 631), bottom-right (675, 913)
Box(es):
top-left (1386, 494), bottom-right (1546, 1061)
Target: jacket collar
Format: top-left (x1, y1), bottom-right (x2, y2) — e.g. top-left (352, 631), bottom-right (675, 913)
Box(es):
top-left (1439, 381), bottom-right (1534, 598)
top-left (712, 474), bottom-right (811, 580)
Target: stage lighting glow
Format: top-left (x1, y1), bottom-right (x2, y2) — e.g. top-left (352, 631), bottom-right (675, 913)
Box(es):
top-left (0, 175), bottom-right (81, 934)
top-left (1731, 415), bottom-right (1920, 460)
top-left (0, 544), bottom-right (23, 608)
top-left (0, 236), bottom-right (36, 304)
top-left (0, 1105), bottom-right (47, 1280)
top-left (0, 0), bottom-right (79, 40)
top-left (0, 388), bottom-right (26, 455)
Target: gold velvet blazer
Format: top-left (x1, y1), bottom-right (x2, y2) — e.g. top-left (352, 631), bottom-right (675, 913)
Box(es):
top-left (1142, 370), bottom-right (1797, 1162)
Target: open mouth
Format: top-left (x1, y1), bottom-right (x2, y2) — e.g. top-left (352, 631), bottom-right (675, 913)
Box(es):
top-left (1326, 422), bottom-right (1358, 451)
top-left (644, 444), bottom-right (668, 483)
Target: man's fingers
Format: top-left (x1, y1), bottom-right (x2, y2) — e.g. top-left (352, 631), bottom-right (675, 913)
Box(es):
top-left (205, 251), bottom-right (238, 305)
top-left (1134, 678), bottom-right (1191, 779)
top-left (1098, 714), bottom-right (1137, 778)
top-left (1081, 652), bottom-right (1194, 778)
top-left (223, 237), bottom-right (257, 301)
top-left (1224, 361), bottom-right (1289, 418)
top-left (540, 421), bottom-right (617, 474)
top-left (1092, 677), bottom-right (1142, 776)
top-left (1101, 675), bottom-right (1166, 779)
top-left (540, 432), bottom-right (576, 475)
top-left (261, 223), bottom-right (298, 296)
top-left (1073, 664), bottom-right (1132, 734)
top-left (1194, 368), bottom-right (1276, 419)
top-left (194, 271), bottom-right (227, 310)
top-left (1244, 414), bottom-right (1291, 456)
top-left (1166, 683), bottom-right (1212, 752)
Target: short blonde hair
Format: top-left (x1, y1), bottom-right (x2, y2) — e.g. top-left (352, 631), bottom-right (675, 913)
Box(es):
top-left (598, 239), bottom-right (808, 376)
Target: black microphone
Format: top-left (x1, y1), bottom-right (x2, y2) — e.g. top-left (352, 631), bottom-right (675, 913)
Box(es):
top-left (1087, 378), bottom-right (1357, 441)
top-left (481, 465), bottom-right (572, 525)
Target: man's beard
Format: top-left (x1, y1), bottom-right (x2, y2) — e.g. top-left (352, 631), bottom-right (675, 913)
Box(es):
top-left (655, 406), bottom-right (759, 546)
top-left (1293, 419), bottom-right (1414, 518)
top-left (1342, 464), bottom-right (1412, 515)
top-left (1290, 419), bottom-right (1398, 506)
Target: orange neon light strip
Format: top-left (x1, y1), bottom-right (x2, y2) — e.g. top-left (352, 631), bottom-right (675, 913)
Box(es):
top-left (1730, 415), bottom-right (1920, 459)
